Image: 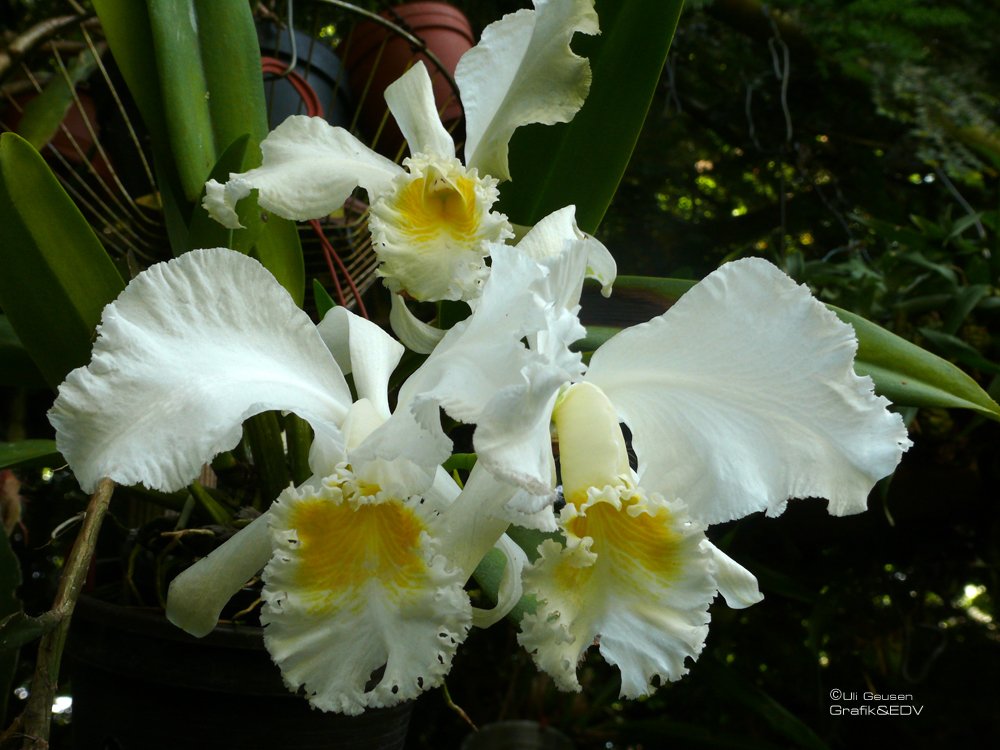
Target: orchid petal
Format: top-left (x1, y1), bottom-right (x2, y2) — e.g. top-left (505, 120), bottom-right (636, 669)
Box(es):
top-left (471, 534), bottom-right (529, 628)
top-left (350, 397), bottom-right (452, 499)
top-left (166, 511), bottom-right (273, 637)
top-left (384, 62), bottom-right (455, 159)
top-left (503, 489), bottom-right (559, 532)
top-left (369, 154), bottom-right (509, 302)
top-left (430, 462), bottom-right (516, 580)
top-left (389, 293), bottom-right (446, 354)
top-left (204, 116), bottom-right (400, 227)
top-left (515, 206), bottom-right (616, 299)
top-left (261, 476), bottom-right (471, 715)
top-left (396, 246), bottom-right (552, 424)
top-left (49, 249), bottom-right (352, 493)
top-left (317, 307), bottom-right (404, 420)
top-left (518, 486), bottom-right (716, 696)
top-left (586, 258), bottom-right (911, 524)
top-left (702, 541), bottom-right (763, 610)
top-left (459, 0), bottom-right (599, 180)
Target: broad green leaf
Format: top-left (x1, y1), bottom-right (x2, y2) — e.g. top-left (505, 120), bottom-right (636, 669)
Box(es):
top-left (194, 0), bottom-right (268, 151)
top-left (580, 276), bottom-right (1000, 420)
top-left (146, 0), bottom-right (217, 202)
top-left (187, 135), bottom-right (255, 252)
top-left (0, 133), bottom-right (125, 388)
top-left (0, 316), bottom-right (45, 388)
top-left (248, 215), bottom-right (305, 308)
top-left (498, 0), bottom-right (684, 233)
top-left (15, 48), bottom-right (99, 150)
top-left (836, 308), bottom-right (1000, 418)
top-left (0, 441), bottom-right (60, 470)
top-left (92, 0), bottom-right (169, 150)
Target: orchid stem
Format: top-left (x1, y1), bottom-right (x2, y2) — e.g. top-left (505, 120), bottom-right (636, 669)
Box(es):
top-left (20, 478), bottom-right (115, 750)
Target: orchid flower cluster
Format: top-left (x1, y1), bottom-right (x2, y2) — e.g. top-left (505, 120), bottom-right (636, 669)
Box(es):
top-left (47, 0), bottom-right (910, 718)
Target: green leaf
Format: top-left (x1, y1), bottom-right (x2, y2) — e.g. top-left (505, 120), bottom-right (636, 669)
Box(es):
top-left (0, 441), bottom-right (60, 470)
top-left (835, 307), bottom-right (1000, 419)
top-left (0, 133), bottom-right (125, 388)
top-left (15, 47), bottom-right (99, 150)
top-left (498, 0), bottom-right (684, 233)
top-left (145, 0), bottom-right (217, 202)
top-left (701, 658), bottom-right (830, 750)
top-left (0, 316), bottom-right (45, 388)
top-left (252, 215), bottom-right (305, 307)
top-left (580, 275), bottom-right (1000, 420)
top-left (194, 0), bottom-right (268, 152)
top-left (313, 279), bottom-right (337, 321)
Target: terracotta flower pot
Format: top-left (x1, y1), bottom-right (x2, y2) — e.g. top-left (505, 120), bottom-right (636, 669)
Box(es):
top-left (340, 2), bottom-right (474, 157)
top-left (66, 596), bottom-right (413, 750)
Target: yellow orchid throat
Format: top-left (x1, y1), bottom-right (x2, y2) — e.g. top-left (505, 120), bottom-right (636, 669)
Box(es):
top-left (393, 169), bottom-right (481, 244)
top-left (369, 153), bottom-right (511, 302)
top-left (289, 497), bottom-right (428, 612)
top-left (562, 490), bottom-right (684, 584)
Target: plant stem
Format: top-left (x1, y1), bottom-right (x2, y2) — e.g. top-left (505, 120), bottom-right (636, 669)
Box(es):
top-left (20, 478), bottom-right (114, 750)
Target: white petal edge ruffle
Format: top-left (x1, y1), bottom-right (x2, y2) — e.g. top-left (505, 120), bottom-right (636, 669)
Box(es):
top-left (585, 257), bottom-right (911, 524)
top-left (49, 249), bottom-right (353, 493)
top-left (458, 0), bottom-right (599, 180)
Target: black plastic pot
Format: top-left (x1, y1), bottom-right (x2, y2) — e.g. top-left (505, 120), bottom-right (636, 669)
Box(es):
top-left (257, 22), bottom-right (354, 129)
top-left (461, 720), bottom-right (575, 749)
top-left (66, 596), bottom-right (413, 750)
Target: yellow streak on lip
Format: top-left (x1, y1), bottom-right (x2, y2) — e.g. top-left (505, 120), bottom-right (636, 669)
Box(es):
top-left (394, 172), bottom-right (479, 243)
top-left (289, 498), bottom-right (427, 608)
top-left (563, 495), bottom-right (683, 587)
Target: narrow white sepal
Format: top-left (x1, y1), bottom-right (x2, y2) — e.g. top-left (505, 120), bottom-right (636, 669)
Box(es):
top-left (384, 62), bottom-right (455, 159)
top-left (389, 293), bottom-right (446, 354)
top-left (702, 540), bottom-right (763, 609)
top-left (317, 307), bottom-right (404, 420)
top-left (166, 511), bottom-right (273, 637)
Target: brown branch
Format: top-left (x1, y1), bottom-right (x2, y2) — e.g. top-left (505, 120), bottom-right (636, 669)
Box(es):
top-left (19, 478), bottom-right (115, 750)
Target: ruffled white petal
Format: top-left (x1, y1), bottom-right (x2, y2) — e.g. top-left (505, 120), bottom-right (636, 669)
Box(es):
top-left (317, 307), bottom-right (404, 420)
top-left (261, 473), bottom-right (471, 715)
top-left (369, 153), bottom-right (510, 302)
top-left (49, 249), bottom-right (353, 493)
top-left (585, 258), bottom-right (911, 524)
top-left (204, 116), bottom-right (401, 227)
top-left (459, 0), bottom-right (599, 179)
top-left (515, 206), bottom-right (616, 299)
top-left (518, 486), bottom-right (717, 697)
top-left (166, 511), bottom-right (273, 637)
top-left (389, 293), bottom-right (446, 354)
top-left (384, 62), bottom-right (455, 159)
top-left (396, 245), bottom-right (554, 424)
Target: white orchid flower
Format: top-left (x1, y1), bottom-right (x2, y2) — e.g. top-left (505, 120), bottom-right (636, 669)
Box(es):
top-left (203, 0), bottom-right (600, 306)
top-left (46, 248), bottom-right (526, 714)
top-left (402, 241), bottom-right (912, 695)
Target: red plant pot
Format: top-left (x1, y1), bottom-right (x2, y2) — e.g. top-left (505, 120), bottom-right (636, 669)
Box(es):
top-left (341, 2), bottom-right (474, 157)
